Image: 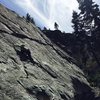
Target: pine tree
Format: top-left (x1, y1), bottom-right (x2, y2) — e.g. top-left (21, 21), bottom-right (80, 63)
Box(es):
top-left (26, 13), bottom-right (31, 22)
top-left (26, 13), bottom-right (35, 25)
top-left (72, 11), bottom-right (80, 36)
top-left (75, 0), bottom-right (100, 87)
top-left (31, 18), bottom-right (35, 24)
top-left (54, 22), bottom-right (59, 30)
top-left (76, 0), bottom-right (100, 66)
top-left (72, 11), bottom-right (87, 43)
top-left (78, 0), bottom-right (100, 37)
top-left (91, 3), bottom-right (100, 40)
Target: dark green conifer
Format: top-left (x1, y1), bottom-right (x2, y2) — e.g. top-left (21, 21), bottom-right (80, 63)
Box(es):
top-left (54, 22), bottom-right (59, 30)
top-left (26, 13), bottom-right (31, 22)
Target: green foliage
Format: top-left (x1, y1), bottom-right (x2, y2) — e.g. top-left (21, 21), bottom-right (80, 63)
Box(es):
top-left (26, 13), bottom-right (35, 24)
top-left (72, 11), bottom-right (81, 36)
top-left (43, 27), bottom-right (47, 31)
top-left (26, 13), bottom-right (31, 22)
top-left (79, 0), bottom-right (100, 37)
top-left (54, 22), bottom-right (59, 30)
top-left (72, 0), bottom-right (100, 38)
top-left (31, 18), bottom-right (35, 24)
top-left (72, 0), bottom-right (100, 88)
top-left (88, 72), bottom-right (100, 87)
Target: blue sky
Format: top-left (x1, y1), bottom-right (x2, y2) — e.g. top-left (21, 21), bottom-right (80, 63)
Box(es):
top-left (0, 0), bottom-right (100, 32)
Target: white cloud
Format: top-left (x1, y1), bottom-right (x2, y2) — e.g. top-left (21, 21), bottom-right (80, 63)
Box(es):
top-left (11, 0), bottom-right (79, 32)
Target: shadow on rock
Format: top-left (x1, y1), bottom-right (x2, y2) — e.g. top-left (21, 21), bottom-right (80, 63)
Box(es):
top-left (71, 77), bottom-right (95, 100)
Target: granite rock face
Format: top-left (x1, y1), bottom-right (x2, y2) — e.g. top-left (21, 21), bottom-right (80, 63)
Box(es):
top-left (0, 4), bottom-right (95, 100)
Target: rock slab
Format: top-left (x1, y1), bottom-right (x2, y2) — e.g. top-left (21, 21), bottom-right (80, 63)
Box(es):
top-left (0, 4), bottom-right (95, 100)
